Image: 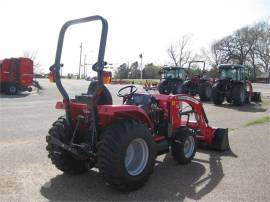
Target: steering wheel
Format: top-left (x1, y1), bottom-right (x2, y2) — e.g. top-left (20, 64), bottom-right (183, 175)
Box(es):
top-left (117, 85), bottom-right (138, 99)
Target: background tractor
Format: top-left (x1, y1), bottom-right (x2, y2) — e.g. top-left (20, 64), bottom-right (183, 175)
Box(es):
top-left (212, 64), bottom-right (261, 106)
top-left (46, 15), bottom-right (230, 192)
top-left (158, 66), bottom-right (186, 94)
top-left (0, 57), bottom-right (33, 94)
top-left (182, 61), bottom-right (213, 101)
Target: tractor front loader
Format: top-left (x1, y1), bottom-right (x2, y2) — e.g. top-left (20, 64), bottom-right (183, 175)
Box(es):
top-left (46, 15), bottom-right (230, 192)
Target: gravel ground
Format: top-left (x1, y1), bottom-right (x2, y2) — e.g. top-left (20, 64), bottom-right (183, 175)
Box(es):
top-left (0, 79), bottom-right (269, 201)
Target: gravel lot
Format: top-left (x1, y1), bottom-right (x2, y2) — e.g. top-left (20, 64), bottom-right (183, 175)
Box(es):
top-left (0, 79), bottom-right (269, 201)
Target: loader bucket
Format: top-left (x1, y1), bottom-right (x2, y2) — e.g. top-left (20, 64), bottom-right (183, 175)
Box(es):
top-left (211, 128), bottom-right (230, 151)
top-left (251, 92), bottom-right (262, 102)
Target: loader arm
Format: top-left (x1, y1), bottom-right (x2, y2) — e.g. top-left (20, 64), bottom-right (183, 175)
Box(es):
top-left (168, 95), bottom-right (229, 150)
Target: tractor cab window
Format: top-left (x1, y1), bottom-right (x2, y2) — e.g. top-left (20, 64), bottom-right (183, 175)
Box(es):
top-left (219, 68), bottom-right (238, 80)
top-left (163, 68), bottom-right (185, 79)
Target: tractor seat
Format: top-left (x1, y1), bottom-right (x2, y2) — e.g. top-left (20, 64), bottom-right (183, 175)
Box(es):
top-left (126, 93), bottom-right (152, 114)
top-left (82, 81), bottom-right (112, 105)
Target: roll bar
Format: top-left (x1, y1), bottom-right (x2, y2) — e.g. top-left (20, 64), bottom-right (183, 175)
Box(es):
top-left (187, 60), bottom-right (206, 76)
top-left (51, 15), bottom-right (108, 101)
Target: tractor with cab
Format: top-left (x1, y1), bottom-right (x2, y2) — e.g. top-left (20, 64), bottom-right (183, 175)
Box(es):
top-left (212, 64), bottom-right (261, 106)
top-left (46, 15), bottom-right (230, 192)
top-left (158, 66), bottom-right (186, 94)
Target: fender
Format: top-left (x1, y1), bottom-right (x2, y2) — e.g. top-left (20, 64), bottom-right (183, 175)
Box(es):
top-left (98, 105), bottom-right (153, 129)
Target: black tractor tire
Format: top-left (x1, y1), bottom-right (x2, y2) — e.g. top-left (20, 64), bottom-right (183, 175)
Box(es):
top-left (158, 84), bottom-right (169, 95)
top-left (212, 85), bottom-right (224, 105)
top-left (46, 116), bottom-right (88, 174)
top-left (175, 83), bottom-right (183, 94)
top-left (199, 82), bottom-right (212, 101)
top-left (5, 84), bottom-right (18, 95)
top-left (226, 97), bottom-right (232, 103)
top-left (232, 85), bottom-right (245, 106)
top-left (158, 84), bottom-right (164, 94)
top-left (97, 120), bottom-right (156, 192)
top-left (171, 127), bottom-right (197, 164)
top-left (0, 84), bottom-right (4, 93)
top-left (245, 91), bottom-right (251, 104)
top-left (181, 82), bottom-right (190, 94)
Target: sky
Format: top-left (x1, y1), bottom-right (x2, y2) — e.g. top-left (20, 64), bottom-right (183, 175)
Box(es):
top-left (0, 0), bottom-right (269, 76)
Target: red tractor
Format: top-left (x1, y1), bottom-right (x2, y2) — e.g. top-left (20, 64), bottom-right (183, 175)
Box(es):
top-left (182, 61), bottom-right (213, 101)
top-left (0, 57), bottom-right (33, 94)
top-left (46, 16), bottom-right (230, 192)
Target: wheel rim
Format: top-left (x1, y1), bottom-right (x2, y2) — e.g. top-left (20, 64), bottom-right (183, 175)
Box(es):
top-left (9, 86), bottom-right (16, 93)
top-left (125, 138), bottom-right (149, 176)
top-left (183, 136), bottom-right (195, 158)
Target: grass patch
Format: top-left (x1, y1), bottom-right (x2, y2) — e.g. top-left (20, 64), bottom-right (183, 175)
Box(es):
top-left (244, 116), bottom-right (270, 127)
top-left (123, 79), bottom-right (159, 85)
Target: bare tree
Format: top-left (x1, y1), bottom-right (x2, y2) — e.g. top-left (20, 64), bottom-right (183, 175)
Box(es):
top-left (23, 50), bottom-right (42, 74)
top-left (256, 21), bottom-right (270, 81)
top-left (167, 34), bottom-right (192, 66)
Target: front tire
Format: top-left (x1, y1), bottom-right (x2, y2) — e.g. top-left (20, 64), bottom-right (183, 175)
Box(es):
top-left (6, 84), bottom-right (18, 95)
top-left (46, 116), bottom-right (88, 174)
top-left (232, 85), bottom-right (245, 106)
top-left (97, 120), bottom-right (156, 191)
top-left (171, 127), bottom-right (197, 164)
top-left (199, 82), bottom-right (212, 101)
top-left (212, 85), bottom-right (224, 105)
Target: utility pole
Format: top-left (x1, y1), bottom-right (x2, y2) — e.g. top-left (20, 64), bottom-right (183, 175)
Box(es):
top-left (83, 54), bottom-right (87, 79)
top-left (139, 54), bottom-right (143, 80)
top-left (78, 42), bottom-right (83, 79)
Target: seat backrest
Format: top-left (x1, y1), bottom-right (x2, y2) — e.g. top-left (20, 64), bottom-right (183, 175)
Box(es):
top-left (87, 81), bottom-right (112, 105)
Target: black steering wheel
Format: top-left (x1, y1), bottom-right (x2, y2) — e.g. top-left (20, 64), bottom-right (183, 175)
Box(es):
top-left (117, 85), bottom-right (138, 99)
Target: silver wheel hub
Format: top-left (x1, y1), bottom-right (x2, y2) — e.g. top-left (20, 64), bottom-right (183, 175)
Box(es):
top-left (125, 138), bottom-right (149, 176)
top-left (184, 136), bottom-right (195, 158)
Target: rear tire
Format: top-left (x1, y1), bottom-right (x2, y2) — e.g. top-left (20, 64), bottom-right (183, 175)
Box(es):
top-left (158, 84), bottom-right (169, 95)
top-left (212, 85), bottom-right (224, 105)
top-left (199, 82), bottom-right (212, 101)
top-left (181, 82), bottom-right (190, 94)
top-left (171, 127), bottom-right (197, 164)
top-left (245, 91), bottom-right (251, 104)
top-left (97, 120), bottom-right (156, 191)
top-left (175, 83), bottom-right (182, 94)
top-left (46, 116), bottom-right (88, 174)
top-left (5, 84), bottom-right (18, 95)
top-left (232, 85), bottom-right (245, 106)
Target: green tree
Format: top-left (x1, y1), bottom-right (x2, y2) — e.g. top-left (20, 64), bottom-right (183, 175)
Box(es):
top-left (129, 61), bottom-right (140, 79)
top-left (114, 63), bottom-right (129, 79)
top-left (142, 63), bottom-right (160, 79)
